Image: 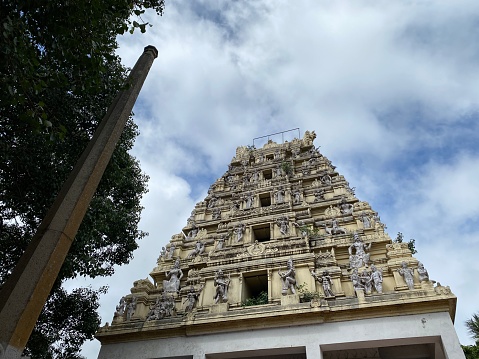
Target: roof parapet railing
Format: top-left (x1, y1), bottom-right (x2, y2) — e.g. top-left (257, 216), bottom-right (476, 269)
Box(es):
top-left (252, 128), bottom-right (300, 148)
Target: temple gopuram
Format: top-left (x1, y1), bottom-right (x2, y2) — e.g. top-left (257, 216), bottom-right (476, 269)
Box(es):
top-left (96, 130), bottom-right (464, 359)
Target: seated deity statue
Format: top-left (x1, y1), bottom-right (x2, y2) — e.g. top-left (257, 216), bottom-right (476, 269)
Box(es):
top-left (187, 241), bottom-right (205, 259)
top-left (208, 195), bottom-right (218, 208)
top-left (320, 174), bottom-right (332, 185)
top-left (350, 269), bottom-right (363, 294)
top-left (146, 292), bottom-right (175, 320)
top-left (325, 218), bottom-right (346, 235)
top-left (417, 262), bottom-right (429, 282)
top-left (187, 226), bottom-right (198, 240)
top-left (163, 258), bottom-right (183, 292)
top-left (340, 197), bottom-right (353, 215)
top-left (215, 235), bottom-right (226, 250)
top-left (313, 189), bottom-right (324, 202)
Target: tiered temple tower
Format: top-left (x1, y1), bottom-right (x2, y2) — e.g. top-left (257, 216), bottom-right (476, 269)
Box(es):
top-left (96, 130), bottom-right (464, 359)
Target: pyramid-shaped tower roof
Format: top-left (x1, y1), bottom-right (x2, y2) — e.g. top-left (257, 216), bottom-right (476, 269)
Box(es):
top-left (96, 130), bottom-right (462, 359)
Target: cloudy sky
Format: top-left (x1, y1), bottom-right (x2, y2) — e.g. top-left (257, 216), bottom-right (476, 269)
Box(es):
top-left (68, 1), bottom-right (479, 357)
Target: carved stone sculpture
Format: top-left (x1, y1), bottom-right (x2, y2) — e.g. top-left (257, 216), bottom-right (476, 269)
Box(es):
top-left (274, 187), bottom-right (285, 204)
top-left (234, 223), bottom-right (246, 242)
top-left (216, 234), bottom-right (227, 250)
top-left (312, 270), bottom-right (334, 298)
top-left (187, 226), bottom-right (198, 240)
top-left (225, 174), bottom-right (234, 184)
top-left (398, 261), bottom-right (415, 290)
top-left (302, 130), bottom-right (316, 146)
top-left (126, 297), bottom-right (136, 321)
top-left (214, 269), bottom-right (230, 304)
top-left (115, 296), bottom-right (126, 315)
top-left (292, 189), bottom-right (302, 205)
top-left (231, 200), bottom-right (240, 213)
top-left (302, 161), bottom-right (310, 175)
top-left (320, 173), bottom-right (332, 185)
top-left (360, 270), bottom-right (372, 294)
top-left (359, 212), bottom-right (371, 228)
top-left (276, 216), bottom-right (289, 236)
top-left (243, 171), bottom-right (250, 185)
top-left (321, 271), bottom-right (335, 298)
top-left (157, 247), bottom-right (166, 263)
top-left (163, 258), bottom-right (183, 292)
top-left (146, 292), bottom-right (175, 320)
top-left (247, 240), bottom-right (266, 256)
top-left (339, 197), bottom-right (353, 215)
top-left (350, 269), bottom-right (363, 295)
top-left (167, 243), bottom-right (176, 259)
top-left (291, 147), bottom-right (300, 158)
top-left (187, 241), bottom-right (205, 259)
top-left (417, 262), bottom-right (429, 282)
top-left (187, 209), bottom-right (196, 226)
top-left (370, 265), bottom-right (383, 294)
top-left (275, 164), bottom-right (283, 178)
top-left (311, 178), bottom-right (321, 188)
top-left (243, 192), bottom-right (255, 209)
top-left (325, 218), bottom-right (346, 235)
top-left (293, 221), bottom-right (308, 238)
top-left (212, 208), bottom-right (221, 220)
top-left (348, 233), bottom-right (371, 268)
top-left (313, 189), bottom-right (324, 202)
top-left (278, 258), bottom-right (296, 295)
top-left (208, 195), bottom-right (218, 209)
top-left (184, 285), bottom-right (204, 313)
top-left (251, 170), bottom-right (259, 182)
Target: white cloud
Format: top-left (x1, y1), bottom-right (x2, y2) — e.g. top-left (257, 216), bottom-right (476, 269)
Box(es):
top-left (71, 1), bottom-right (479, 356)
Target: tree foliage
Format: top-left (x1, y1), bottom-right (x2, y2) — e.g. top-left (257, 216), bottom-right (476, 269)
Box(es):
top-left (462, 312), bottom-right (479, 358)
top-left (242, 291), bottom-right (269, 307)
top-left (463, 344), bottom-right (479, 359)
top-left (394, 232), bottom-right (417, 254)
top-left (466, 313), bottom-right (479, 343)
top-left (1, 0), bottom-right (164, 357)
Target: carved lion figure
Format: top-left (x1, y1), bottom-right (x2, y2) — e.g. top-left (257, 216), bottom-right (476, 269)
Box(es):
top-left (302, 130), bottom-right (317, 146)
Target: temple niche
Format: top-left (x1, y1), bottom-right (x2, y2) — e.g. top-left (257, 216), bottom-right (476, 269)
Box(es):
top-left (96, 130), bottom-right (463, 359)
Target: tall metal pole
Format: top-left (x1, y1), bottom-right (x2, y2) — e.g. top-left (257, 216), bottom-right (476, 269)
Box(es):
top-left (0, 45), bottom-right (158, 359)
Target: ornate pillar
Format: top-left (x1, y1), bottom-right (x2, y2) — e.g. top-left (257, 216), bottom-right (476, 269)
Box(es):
top-left (267, 269), bottom-right (272, 303)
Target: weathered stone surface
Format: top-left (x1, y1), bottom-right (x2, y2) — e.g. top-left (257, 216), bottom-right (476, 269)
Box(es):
top-left (97, 130), bottom-right (462, 359)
